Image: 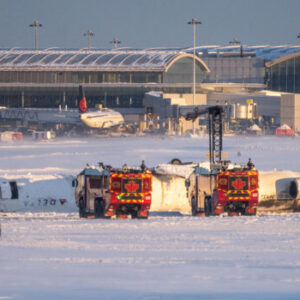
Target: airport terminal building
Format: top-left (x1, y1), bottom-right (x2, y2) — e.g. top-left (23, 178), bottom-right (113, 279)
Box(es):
top-left (265, 51), bottom-right (300, 93)
top-left (0, 45), bottom-right (300, 109)
top-left (0, 45), bottom-right (300, 133)
top-left (0, 48), bottom-right (209, 109)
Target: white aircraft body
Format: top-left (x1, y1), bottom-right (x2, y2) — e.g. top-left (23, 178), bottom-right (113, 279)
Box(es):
top-left (80, 109), bottom-right (124, 129)
top-left (0, 176), bottom-right (77, 213)
top-left (78, 85), bottom-right (124, 129)
top-left (0, 85), bottom-right (124, 131)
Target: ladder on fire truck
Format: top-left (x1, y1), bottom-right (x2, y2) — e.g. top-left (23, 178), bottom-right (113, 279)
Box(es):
top-left (185, 106), bottom-right (224, 171)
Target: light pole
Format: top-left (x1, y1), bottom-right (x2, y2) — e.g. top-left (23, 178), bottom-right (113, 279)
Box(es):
top-left (84, 30), bottom-right (94, 50)
top-left (29, 20), bottom-right (43, 50)
top-left (229, 38), bottom-right (243, 57)
top-left (229, 38), bottom-right (240, 45)
top-left (188, 18), bottom-right (201, 134)
top-left (110, 38), bottom-right (121, 48)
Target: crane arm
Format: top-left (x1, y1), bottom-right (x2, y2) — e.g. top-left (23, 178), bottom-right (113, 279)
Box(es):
top-left (184, 105), bottom-right (224, 170)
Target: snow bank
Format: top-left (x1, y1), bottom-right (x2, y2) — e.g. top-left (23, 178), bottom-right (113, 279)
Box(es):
top-left (154, 163), bottom-right (196, 178)
top-left (152, 175), bottom-right (190, 213)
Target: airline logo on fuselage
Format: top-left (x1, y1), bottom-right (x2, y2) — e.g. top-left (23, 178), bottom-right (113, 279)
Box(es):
top-left (79, 97), bottom-right (87, 112)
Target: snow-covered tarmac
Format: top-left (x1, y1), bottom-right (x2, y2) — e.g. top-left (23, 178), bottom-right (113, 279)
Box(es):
top-left (1, 135), bottom-right (300, 176)
top-left (1, 135), bottom-right (300, 299)
top-left (1, 213), bottom-right (300, 299)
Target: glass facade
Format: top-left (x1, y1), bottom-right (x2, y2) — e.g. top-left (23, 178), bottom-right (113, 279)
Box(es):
top-left (0, 49), bottom-right (209, 109)
top-left (0, 70), bottom-right (163, 84)
top-left (163, 57), bottom-right (206, 83)
top-left (267, 55), bottom-right (300, 93)
top-left (0, 90), bottom-right (146, 109)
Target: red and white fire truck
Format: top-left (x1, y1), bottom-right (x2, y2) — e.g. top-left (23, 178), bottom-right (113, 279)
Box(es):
top-left (185, 106), bottom-right (259, 216)
top-left (189, 164), bottom-right (259, 216)
top-left (75, 163), bottom-right (152, 219)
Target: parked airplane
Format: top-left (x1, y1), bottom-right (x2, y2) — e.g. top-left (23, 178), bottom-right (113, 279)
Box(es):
top-left (0, 85), bottom-right (125, 132)
top-left (78, 85), bottom-right (124, 129)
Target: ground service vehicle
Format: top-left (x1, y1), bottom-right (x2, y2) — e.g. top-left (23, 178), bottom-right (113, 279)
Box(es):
top-left (185, 106), bottom-right (259, 216)
top-left (75, 163), bottom-right (152, 219)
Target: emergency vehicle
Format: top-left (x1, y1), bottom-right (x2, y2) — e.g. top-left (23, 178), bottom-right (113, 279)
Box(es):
top-left (185, 106), bottom-right (259, 216)
top-left (75, 163), bottom-right (152, 219)
top-left (189, 163), bottom-right (259, 216)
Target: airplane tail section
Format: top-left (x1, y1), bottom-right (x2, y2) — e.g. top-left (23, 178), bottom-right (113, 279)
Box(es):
top-left (79, 85), bottom-right (87, 113)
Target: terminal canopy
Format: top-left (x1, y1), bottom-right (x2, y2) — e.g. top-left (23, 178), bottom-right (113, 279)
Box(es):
top-left (0, 48), bottom-right (209, 73)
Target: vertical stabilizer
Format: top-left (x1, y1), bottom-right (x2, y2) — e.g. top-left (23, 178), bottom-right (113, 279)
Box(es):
top-left (79, 85), bottom-right (87, 113)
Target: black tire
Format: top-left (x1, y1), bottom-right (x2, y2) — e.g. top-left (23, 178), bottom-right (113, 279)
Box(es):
top-left (131, 211), bottom-right (138, 219)
top-left (170, 158), bottom-right (182, 165)
top-left (94, 198), bottom-right (105, 218)
top-left (79, 198), bottom-right (85, 218)
top-left (204, 196), bottom-right (212, 216)
top-left (245, 207), bottom-right (257, 216)
top-left (191, 197), bottom-right (197, 216)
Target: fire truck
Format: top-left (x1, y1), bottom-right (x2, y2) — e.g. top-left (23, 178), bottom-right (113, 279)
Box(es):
top-left (75, 162), bottom-right (152, 219)
top-left (185, 106), bottom-right (259, 216)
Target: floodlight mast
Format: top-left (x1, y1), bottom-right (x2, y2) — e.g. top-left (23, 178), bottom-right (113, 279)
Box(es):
top-left (29, 20), bottom-right (43, 50)
top-left (188, 18), bottom-right (202, 134)
top-left (229, 38), bottom-right (244, 57)
top-left (110, 38), bottom-right (121, 49)
top-left (229, 38), bottom-right (240, 45)
top-left (84, 30), bottom-right (95, 50)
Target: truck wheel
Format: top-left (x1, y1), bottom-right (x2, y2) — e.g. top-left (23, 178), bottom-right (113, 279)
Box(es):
top-left (79, 198), bottom-right (85, 218)
top-left (245, 207), bottom-right (257, 216)
top-left (94, 198), bottom-right (105, 218)
top-left (131, 211), bottom-right (138, 219)
top-left (170, 158), bottom-right (182, 165)
top-left (204, 196), bottom-right (212, 216)
top-left (137, 211), bottom-right (149, 219)
top-left (191, 197), bottom-right (197, 216)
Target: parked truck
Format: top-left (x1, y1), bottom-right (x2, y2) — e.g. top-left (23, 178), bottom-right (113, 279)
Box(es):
top-left (185, 106), bottom-right (259, 216)
top-left (188, 163), bottom-right (259, 216)
top-left (75, 163), bottom-right (152, 219)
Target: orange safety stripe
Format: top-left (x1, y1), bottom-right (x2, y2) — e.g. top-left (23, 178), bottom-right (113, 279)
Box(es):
top-left (117, 192), bottom-right (145, 197)
top-left (219, 171), bottom-right (258, 176)
top-left (120, 199), bottom-right (144, 203)
top-left (227, 190), bottom-right (250, 194)
top-left (228, 197), bottom-right (250, 200)
top-left (111, 173), bottom-right (152, 179)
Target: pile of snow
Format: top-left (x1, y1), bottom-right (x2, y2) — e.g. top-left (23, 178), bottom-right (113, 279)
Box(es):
top-left (247, 124), bottom-right (261, 131)
top-left (278, 123), bottom-right (291, 130)
top-left (154, 163), bottom-right (196, 178)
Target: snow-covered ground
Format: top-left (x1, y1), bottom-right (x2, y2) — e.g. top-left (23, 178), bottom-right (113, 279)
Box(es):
top-left (1, 135), bottom-right (300, 176)
top-left (1, 135), bottom-right (300, 299)
top-left (1, 213), bottom-right (300, 299)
